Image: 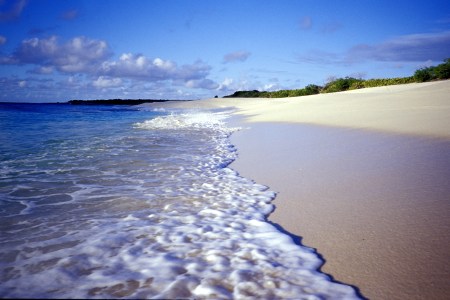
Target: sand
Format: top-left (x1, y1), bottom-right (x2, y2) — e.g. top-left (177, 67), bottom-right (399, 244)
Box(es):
top-left (152, 80), bottom-right (450, 299)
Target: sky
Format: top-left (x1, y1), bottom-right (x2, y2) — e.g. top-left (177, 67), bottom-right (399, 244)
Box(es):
top-left (0, 0), bottom-right (449, 102)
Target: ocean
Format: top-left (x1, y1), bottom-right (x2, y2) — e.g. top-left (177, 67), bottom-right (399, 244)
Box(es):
top-left (0, 102), bottom-right (359, 299)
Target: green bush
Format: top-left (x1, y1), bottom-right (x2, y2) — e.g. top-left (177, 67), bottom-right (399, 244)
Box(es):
top-left (434, 58), bottom-right (450, 79)
top-left (413, 58), bottom-right (450, 82)
top-left (349, 81), bottom-right (365, 90)
top-left (414, 68), bottom-right (434, 82)
top-left (361, 77), bottom-right (415, 87)
top-left (223, 90), bottom-right (262, 98)
top-left (304, 84), bottom-right (321, 95)
top-left (322, 77), bottom-right (362, 93)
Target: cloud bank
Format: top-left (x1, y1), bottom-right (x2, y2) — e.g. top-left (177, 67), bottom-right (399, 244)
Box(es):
top-left (99, 53), bottom-right (212, 83)
top-left (0, 36), bottom-right (217, 85)
top-left (0, 35), bottom-right (220, 101)
top-left (297, 31), bottom-right (450, 65)
top-left (1, 36), bottom-right (111, 73)
top-left (347, 31), bottom-right (450, 62)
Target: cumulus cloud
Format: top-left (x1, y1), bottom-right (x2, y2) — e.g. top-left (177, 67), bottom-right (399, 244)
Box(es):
top-left (100, 53), bottom-right (170, 79)
top-left (0, 34), bottom-right (219, 99)
top-left (0, 0), bottom-right (27, 22)
top-left (216, 77), bottom-right (263, 94)
top-left (217, 78), bottom-right (234, 92)
top-left (92, 76), bottom-right (122, 88)
top-left (2, 36), bottom-right (214, 83)
top-left (29, 66), bottom-right (54, 74)
top-left (1, 36), bottom-right (112, 73)
top-left (223, 51), bottom-right (251, 63)
top-left (100, 53), bottom-right (212, 82)
top-left (346, 31), bottom-right (450, 62)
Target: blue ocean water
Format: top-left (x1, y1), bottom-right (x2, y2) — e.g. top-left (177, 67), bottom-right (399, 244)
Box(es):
top-left (0, 102), bottom-right (359, 299)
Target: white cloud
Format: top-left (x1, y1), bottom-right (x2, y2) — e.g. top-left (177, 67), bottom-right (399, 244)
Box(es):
top-left (0, 35), bottom-right (219, 99)
top-left (0, 35), bottom-right (6, 45)
top-left (100, 53), bottom-right (175, 79)
top-left (29, 66), bottom-right (54, 74)
top-left (1, 36), bottom-right (214, 85)
top-left (217, 78), bottom-right (234, 91)
top-left (263, 83), bottom-right (279, 91)
top-left (92, 76), bottom-right (123, 88)
top-left (100, 53), bottom-right (212, 83)
top-left (216, 77), bottom-right (263, 94)
top-left (2, 36), bottom-right (112, 73)
top-left (223, 51), bottom-right (251, 63)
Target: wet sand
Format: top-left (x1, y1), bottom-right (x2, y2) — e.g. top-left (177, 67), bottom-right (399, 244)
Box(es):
top-left (229, 122), bottom-right (450, 299)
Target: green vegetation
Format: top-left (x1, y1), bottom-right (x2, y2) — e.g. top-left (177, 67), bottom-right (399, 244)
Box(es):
top-left (223, 84), bottom-right (321, 98)
top-left (224, 90), bottom-right (268, 98)
top-left (223, 58), bottom-right (450, 98)
top-left (352, 77), bottom-right (416, 88)
top-left (322, 77), bottom-right (362, 93)
top-left (414, 58), bottom-right (450, 82)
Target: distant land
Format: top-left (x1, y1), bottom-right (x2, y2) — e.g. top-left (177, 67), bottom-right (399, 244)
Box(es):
top-left (68, 99), bottom-right (183, 105)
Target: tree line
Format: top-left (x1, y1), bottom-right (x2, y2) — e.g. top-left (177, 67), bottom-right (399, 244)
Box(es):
top-left (224, 58), bottom-right (450, 98)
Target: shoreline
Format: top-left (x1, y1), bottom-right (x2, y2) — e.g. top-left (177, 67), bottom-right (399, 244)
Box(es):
top-left (150, 80), bottom-right (450, 299)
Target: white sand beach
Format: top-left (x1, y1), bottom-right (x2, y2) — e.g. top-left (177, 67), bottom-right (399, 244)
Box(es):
top-left (154, 80), bottom-right (450, 299)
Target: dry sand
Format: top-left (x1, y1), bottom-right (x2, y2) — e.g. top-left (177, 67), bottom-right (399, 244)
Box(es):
top-left (153, 80), bottom-right (450, 299)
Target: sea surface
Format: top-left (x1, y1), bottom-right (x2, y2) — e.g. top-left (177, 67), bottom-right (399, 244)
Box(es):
top-left (0, 102), bottom-right (359, 299)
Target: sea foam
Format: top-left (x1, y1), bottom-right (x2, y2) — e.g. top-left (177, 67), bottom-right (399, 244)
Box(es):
top-left (0, 107), bottom-right (359, 299)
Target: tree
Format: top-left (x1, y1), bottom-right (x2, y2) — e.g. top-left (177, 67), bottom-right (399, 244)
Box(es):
top-left (304, 84), bottom-right (321, 95)
top-left (434, 58), bottom-right (450, 79)
top-left (414, 68), bottom-right (433, 82)
top-left (322, 77), bottom-right (362, 93)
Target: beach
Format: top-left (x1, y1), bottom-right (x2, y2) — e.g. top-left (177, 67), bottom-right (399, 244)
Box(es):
top-left (160, 80), bottom-right (450, 299)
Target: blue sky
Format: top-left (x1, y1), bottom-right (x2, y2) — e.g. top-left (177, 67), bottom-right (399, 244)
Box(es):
top-left (1, 0), bottom-right (449, 102)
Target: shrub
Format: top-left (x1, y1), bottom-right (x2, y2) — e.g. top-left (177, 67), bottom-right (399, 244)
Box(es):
top-left (434, 58), bottom-right (450, 79)
top-left (322, 77), bottom-right (362, 93)
top-left (223, 90), bottom-right (262, 98)
top-left (223, 58), bottom-right (449, 99)
top-left (414, 68), bottom-right (434, 82)
top-left (304, 84), bottom-right (321, 95)
top-left (349, 81), bottom-right (365, 90)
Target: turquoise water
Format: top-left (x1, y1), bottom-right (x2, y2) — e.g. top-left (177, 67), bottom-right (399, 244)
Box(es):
top-left (0, 103), bottom-right (359, 299)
